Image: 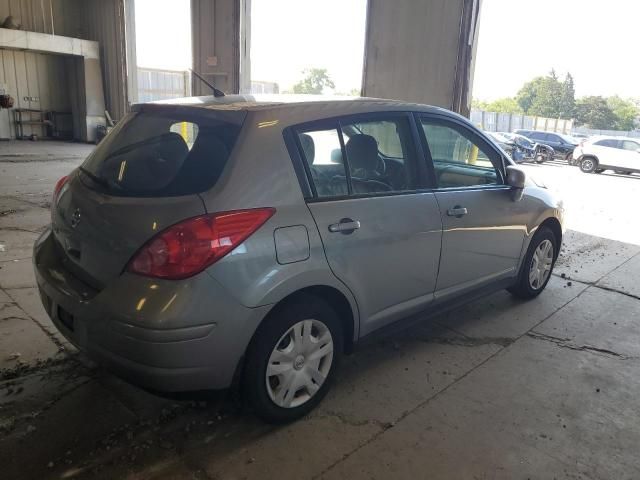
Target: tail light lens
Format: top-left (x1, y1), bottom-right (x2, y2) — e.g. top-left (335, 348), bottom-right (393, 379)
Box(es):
top-left (52, 175), bottom-right (69, 204)
top-left (127, 208), bottom-right (275, 279)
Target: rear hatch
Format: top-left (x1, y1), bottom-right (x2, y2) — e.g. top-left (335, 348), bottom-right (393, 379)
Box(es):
top-left (52, 104), bottom-right (246, 288)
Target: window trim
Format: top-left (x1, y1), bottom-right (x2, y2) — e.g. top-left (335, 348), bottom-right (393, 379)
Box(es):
top-left (415, 113), bottom-right (508, 191)
top-left (285, 111), bottom-right (431, 202)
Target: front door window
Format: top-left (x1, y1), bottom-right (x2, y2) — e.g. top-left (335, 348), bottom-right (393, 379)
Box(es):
top-left (419, 120), bottom-right (501, 188)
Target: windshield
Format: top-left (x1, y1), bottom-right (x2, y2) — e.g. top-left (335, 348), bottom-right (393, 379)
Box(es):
top-left (81, 109), bottom-right (244, 197)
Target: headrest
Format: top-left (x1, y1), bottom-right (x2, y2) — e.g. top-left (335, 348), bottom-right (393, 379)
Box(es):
top-left (299, 133), bottom-right (315, 166)
top-left (346, 134), bottom-right (378, 171)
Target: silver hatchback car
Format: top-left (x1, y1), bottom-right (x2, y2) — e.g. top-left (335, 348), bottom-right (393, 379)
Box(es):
top-left (34, 95), bottom-right (564, 422)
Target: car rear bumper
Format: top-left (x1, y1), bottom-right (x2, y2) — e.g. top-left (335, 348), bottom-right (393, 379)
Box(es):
top-left (33, 228), bottom-right (272, 391)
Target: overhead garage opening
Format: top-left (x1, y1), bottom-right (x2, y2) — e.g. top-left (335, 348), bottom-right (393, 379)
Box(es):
top-left (249, 0), bottom-right (367, 95)
top-left (133, 0), bottom-right (193, 102)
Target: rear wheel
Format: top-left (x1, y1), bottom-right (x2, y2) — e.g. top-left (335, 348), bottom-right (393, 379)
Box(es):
top-left (508, 227), bottom-right (557, 299)
top-left (243, 294), bottom-right (343, 423)
top-left (579, 157), bottom-right (597, 173)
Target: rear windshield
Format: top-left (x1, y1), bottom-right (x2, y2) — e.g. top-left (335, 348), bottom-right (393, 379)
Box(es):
top-left (81, 108), bottom-right (245, 197)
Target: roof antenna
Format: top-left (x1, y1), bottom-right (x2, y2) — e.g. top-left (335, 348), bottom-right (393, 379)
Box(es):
top-left (189, 69), bottom-right (225, 98)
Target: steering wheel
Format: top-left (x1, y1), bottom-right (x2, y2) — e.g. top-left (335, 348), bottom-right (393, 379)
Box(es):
top-left (375, 155), bottom-right (387, 176)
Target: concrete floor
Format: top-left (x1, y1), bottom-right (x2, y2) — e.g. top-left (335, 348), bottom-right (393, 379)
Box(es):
top-left (1, 142), bottom-right (639, 479)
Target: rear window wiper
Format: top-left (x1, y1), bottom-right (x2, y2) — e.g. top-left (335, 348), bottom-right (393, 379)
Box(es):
top-left (78, 166), bottom-right (116, 190)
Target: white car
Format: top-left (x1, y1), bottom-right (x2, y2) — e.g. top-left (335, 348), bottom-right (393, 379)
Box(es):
top-left (573, 136), bottom-right (640, 175)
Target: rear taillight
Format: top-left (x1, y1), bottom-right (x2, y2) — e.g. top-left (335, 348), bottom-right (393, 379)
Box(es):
top-left (52, 175), bottom-right (69, 204)
top-left (127, 208), bottom-right (276, 279)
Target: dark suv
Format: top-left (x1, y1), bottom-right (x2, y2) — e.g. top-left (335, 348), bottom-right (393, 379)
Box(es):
top-left (515, 130), bottom-right (579, 162)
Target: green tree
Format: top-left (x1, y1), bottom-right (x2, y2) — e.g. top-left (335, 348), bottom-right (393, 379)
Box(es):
top-left (574, 96), bottom-right (617, 129)
top-left (471, 98), bottom-right (488, 110)
top-left (558, 72), bottom-right (576, 119)
top-left (516, 71), bottom-right (575, 119)
top-left (607, 96), bottom-right (639, 130)
top-left (472, 97), bottom-right (522, 113)
top-left (292, 68), bottom-right (335, 95)
top-left (485, 97), bottom-right (523, 114)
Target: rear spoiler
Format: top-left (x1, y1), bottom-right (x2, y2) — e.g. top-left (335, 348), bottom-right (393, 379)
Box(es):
top-left (130, 103), bottom-right (247, 126)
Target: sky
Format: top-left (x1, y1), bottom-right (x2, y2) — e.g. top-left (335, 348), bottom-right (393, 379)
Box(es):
top-left (134, 0), bottom-right (639, 100)
top-left (473, 0), bottom-right (640, 101)
top-left (135, 0), bottom-right (192, 70)
top-left (135, 0), bottom-right (366, 93)
top-left (250, 0), bottom-right (367, 92)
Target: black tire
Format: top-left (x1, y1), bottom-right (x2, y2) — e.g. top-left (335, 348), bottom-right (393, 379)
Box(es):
top-left (243, 294), bottom-right (343, 423)
top-left (579, 157), bottom-right (597, 173)
top-left (508, 226), bottom-right (557, 299)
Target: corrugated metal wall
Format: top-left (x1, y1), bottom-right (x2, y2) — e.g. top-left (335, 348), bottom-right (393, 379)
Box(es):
top-left (0, 0), bottom-right (83, 37)
top-left (0, 50), bottom-right (71, 139)
top-left (80, 0), bottom-right (129, 121)
top-left (137, 67), bottom-right (190, 103)
top-left (1, 0), bottom-right (129, 125)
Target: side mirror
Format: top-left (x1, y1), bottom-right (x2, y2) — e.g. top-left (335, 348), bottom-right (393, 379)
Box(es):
top-left (506, 165), bottom-right (526, 189)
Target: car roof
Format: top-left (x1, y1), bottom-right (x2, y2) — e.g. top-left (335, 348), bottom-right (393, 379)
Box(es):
top-left (143, 93), bottom-right (448, 115)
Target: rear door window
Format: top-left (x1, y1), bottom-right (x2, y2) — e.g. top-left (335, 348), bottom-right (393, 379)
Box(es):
top-left (621, 140), bottom-right (640, 151)
top-left (81, 109), bottom-right (244, 197)
top-left (341, 117), bottom-right (419, 194)
top-left (294, 114), bottom-right (420, 198)
top-left (296, 127), bottom-right (349, 197)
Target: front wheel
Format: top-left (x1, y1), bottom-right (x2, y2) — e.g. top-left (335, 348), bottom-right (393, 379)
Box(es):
top-left (508, 226), bottom-right (557, 299)
top-left (579, 157), bottom-right (597, 173)
top-left (243, 294), bottom-right (343, 423)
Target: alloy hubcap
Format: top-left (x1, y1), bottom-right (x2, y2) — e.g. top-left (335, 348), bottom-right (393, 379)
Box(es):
top-left (529, 239), bottom-right (554, 290)
top-left (583, 159), bottom-right (593, 170)
top-left (266, 319), bottom-right (334, 409)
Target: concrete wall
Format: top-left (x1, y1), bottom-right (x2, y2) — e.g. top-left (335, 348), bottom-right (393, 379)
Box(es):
top-left (362, 0), bottom-right (481, 116)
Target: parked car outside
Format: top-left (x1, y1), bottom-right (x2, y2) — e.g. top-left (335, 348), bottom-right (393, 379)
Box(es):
top-left (573, 136), bottom-right (640, 175)
top-left (486, 131), bottom-right (515, 156)
top-left (515, 129), bottom-right (579, 162)
top-left (34, 95), bottom-right (564, 423)
top-left (491, 132), bottom-right (553, 164)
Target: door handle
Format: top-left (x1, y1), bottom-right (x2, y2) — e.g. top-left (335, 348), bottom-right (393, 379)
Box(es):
top-left (447, 206), bottom-right (468, 218)
top-left (328, 218), bottom-right (361, 234)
